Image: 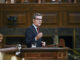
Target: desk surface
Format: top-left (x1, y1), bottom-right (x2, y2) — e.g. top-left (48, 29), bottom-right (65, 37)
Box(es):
top-left (0, 47), bottom-right (69, 52)
top-left (23, 47), bottom-right (69, 52)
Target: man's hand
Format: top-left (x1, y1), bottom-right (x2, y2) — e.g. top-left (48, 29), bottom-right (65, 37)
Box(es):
top-left (42, 41), bottom-right (46, 47)
top-left (35, 32), bottom-right (43, 40)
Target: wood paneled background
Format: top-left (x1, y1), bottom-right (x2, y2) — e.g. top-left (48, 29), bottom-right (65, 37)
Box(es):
top-left (0, 4), bottom-right (80, 28)
top-left (0, 4), bottom-right (80, 48)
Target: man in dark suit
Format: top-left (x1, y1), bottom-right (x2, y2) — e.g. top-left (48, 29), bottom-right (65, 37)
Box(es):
top-left (25, 13), bottom-right (46, 48)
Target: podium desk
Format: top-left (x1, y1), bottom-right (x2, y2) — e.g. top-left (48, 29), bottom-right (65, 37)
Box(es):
top-left (22, 47), bottom-right (69, 60)
top-left (0, 47), bottom-right (69, 60)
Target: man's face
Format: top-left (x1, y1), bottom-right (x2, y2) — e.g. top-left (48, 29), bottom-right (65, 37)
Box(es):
top-left (33, 16), bottom-right (42, 27)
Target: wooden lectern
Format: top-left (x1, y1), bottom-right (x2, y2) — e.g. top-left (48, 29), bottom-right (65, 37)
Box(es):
top-left (0, 47), bottom-right (69, 60)
top-left (23, 47), bottom-right (68, 60)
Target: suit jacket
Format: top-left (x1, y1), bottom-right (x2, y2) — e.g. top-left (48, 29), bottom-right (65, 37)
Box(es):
top-left (25, 25), bottom-right (42, 48)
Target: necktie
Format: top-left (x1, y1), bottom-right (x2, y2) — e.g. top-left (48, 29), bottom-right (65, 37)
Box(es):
top-left (37, 28), bottom-right (39, 33)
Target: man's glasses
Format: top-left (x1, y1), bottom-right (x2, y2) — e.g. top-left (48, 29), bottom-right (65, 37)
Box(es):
top-left (35, 18), bottom-right (42, 20)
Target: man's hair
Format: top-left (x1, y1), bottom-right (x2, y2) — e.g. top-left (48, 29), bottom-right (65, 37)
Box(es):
top-left (33, 13), bottom-right (42, 19)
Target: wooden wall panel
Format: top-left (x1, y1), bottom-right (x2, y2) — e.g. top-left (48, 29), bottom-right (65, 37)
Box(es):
top-left (0, 4), bottom-right (80, 28)
top-left (42, 13), bottom-right (58, 24)
top-left (64, 12), bottom-right (80, 27)
top-left (69, 13), bottom-right (80, 24)
top-left (42, 12), bottom-right (59, 28)
top-left (3, 11), bottom-right (29, 27)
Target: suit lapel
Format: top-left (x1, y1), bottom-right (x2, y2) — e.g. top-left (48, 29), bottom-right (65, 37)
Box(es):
top-left (31, 25), bottom-right (37, 35)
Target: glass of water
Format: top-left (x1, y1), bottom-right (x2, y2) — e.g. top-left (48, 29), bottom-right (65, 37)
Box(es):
top-left (31, 42), bottom-right (36, 48)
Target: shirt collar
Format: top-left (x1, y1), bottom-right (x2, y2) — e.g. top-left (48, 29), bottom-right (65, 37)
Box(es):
top-left (32, 24), bottom-right (37, 29)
